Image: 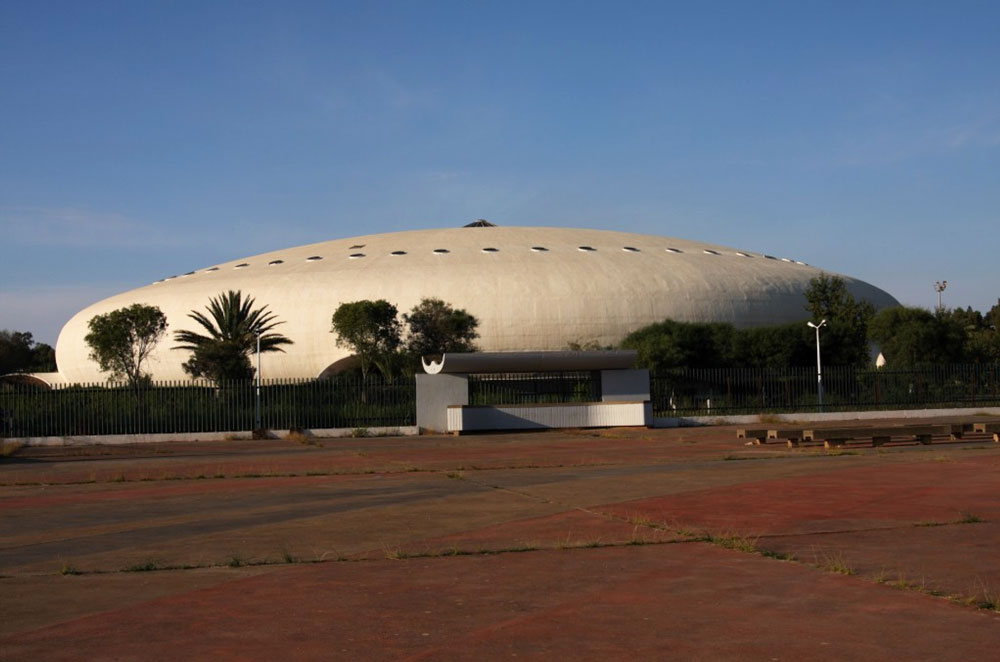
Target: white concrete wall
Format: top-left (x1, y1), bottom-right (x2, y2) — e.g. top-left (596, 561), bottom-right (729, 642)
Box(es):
top-left (448, 401), bottom-right (651, 432)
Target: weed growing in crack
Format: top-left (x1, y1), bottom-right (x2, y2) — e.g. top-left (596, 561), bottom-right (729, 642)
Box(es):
top-left (759, 549), bottom-right (795, 561)
top-left (956, 511), bottom-right (985, 524)
top-left (708, 533), bottom-right (759, 553)
top-left (626, 513), bottom-right (654, 527)
top-left (973, 579), bottom-right (1000, 611)
top-left (815, 549), bottom-right (855, 575)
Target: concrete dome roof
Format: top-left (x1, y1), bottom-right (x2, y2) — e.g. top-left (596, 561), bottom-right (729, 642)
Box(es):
top-left (54, 226), bottom-right (899, 383)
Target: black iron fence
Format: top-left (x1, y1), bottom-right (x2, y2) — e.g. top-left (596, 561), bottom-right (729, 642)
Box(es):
top-left (3, 364), bottom-right (999, 438)
top-left (0, 375), bottom-right (415, 438)
top-left (468, 372), bottom-right (601, 406)
top-left (650, 364), bottom-right (1000, 417)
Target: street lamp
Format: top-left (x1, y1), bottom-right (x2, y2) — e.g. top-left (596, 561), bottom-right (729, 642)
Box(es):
top-left (255, 333), bottom-right (262, 432)
top-left (807, 319), bottom-right (827, 411)
top-left (934, 280), bottom-right (948, 312)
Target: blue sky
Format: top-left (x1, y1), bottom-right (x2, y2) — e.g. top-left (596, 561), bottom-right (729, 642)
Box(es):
top-left (2, 1), bottom-right (998, 345)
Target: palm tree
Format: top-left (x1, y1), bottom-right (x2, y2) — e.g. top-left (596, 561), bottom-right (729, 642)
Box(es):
top-left (173, 290), bottom-right (293, 383)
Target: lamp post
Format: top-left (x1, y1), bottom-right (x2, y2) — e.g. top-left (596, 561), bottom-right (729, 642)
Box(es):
top-left (255, 333), bottom-right (262, 432)
top-left (807, 319), bottom-right (827, 411)
top-left (934, 280), bottom-right (948, 312)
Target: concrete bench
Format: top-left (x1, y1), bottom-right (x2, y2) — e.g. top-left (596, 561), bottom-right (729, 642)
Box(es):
top-left (736, 428), bottom-right (806, 447)
top-left (740, 422), bottom-right (993, 449)
top-left (803, 425), bottom-right (959, 449)
top-left (768, 429), bottom-right (805, 448)
top-left (736, 429), bottom-right (768, 445)
top-left (973, 422), bottom-right (1000, 442)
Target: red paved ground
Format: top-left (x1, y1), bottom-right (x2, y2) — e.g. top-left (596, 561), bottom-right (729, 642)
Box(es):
top-left (4, 545), bottom-right (999, 661)
top-left (597, 455), bottom-right (1000, 535)
top-left (3, 422), bottom-right (1000, 660)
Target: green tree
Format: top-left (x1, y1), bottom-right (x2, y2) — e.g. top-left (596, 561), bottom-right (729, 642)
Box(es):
top-left (29, 342), bottom-right (56, 372)
top-left (869, 306), bottom-right (966, 367)
top-left (31, 342), bottom-right (56, 372)
top-left (621, 319), bottom-right (735, 372)
top-left (731, 323), bottom-right (813, 368)
top-left (943, 303), bottom-right (1000, 363)
top-left (173, 291), bottom-right (293, 384)
top-left (803, 274), bottom-right (875, 366)
top-left (403, 298), bottom-right (479, 364)
top-left (84, 304), bottom-right (168, 390)
top-left (0, 330), bottom-right (36, 374)
top-left (331, 300), bottom-right (402, 380)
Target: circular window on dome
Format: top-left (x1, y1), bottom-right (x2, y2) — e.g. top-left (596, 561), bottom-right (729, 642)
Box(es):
top-left (268, 260), bottom-right (284, 266)
top-left (763, 255), bottom-right (777, 260)
top-left (204, 267), bottom-right (219, 272)
top-left (702, 249), bottom-right (720, 256)
top-left (481, 247), bottom-right (499, 253)
top-left (349, 244), bottom-right (365, 249)
top-left (165, 275), bottom-right (177, 280)
top-left (578, 246), bottom-right (596, 252)
top-left (530, 246), bottom-right (548, 252)
top-left (622, 246), bottom-right (640, 252)
top-left (781, 257), bottom-right (793, 263)
top-left (182, 271), bottom-right (195, 277)
top-left (433, 248), bottom-right (450, 254)
top-left (349, 253), bottom-right (365, 259)
top-left (390, 250), bottom-right (406, 256)
top-left (736, 252), bottom-right (753, 258)
top-left (234, 263), bottom-right (249, 269)
top-left (665, 247), bottom-right (683, 254)
top-left (306, 256), bottom-right (323, 261)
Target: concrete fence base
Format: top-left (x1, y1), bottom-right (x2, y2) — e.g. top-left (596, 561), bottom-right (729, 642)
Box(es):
top-left (6, 425), bottom-right (420, 447)
top-left (654, 406), bottom-right (1000, 428)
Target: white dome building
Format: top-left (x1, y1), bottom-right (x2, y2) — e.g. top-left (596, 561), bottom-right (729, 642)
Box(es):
top-left (51, 224), bottom-right (899, 384)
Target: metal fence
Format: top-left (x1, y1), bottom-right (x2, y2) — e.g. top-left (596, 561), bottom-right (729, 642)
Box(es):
top-left (3, 364), bottom-right (999, 438)
top-left (0, 375), bottom-right (415, 438)
top-left (468, 372), bottom-right (601, 406)
top-left (650, 364), bottom-right (1000, 417)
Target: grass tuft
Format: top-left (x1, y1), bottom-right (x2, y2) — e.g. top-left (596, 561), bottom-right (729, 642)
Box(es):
top-left (708, 533), bottom-right (759, 553)
top-left (815, 549), bottom-right (855, 575)
top-left (760, 548), bottom-right (795, 561)
top-left (956, 511), bottom-right (985, 524)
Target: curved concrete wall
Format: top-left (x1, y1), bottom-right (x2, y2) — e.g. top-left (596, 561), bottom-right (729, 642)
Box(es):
top-left (54, 226), bottom-right (899, 383)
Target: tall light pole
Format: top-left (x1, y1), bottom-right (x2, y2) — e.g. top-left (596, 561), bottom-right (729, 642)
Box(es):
top-left (255, 333), bottom-right (262, 431)
top-left (807, 319), bottom-right (827, 411)
top-left (934, 280), bottom-right (948, 312)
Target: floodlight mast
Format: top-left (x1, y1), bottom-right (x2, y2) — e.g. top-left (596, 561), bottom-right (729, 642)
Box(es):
top-left (807, 320), bottom-right (827, 411)
top-left (935, 280), bottom-right (948, 312)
